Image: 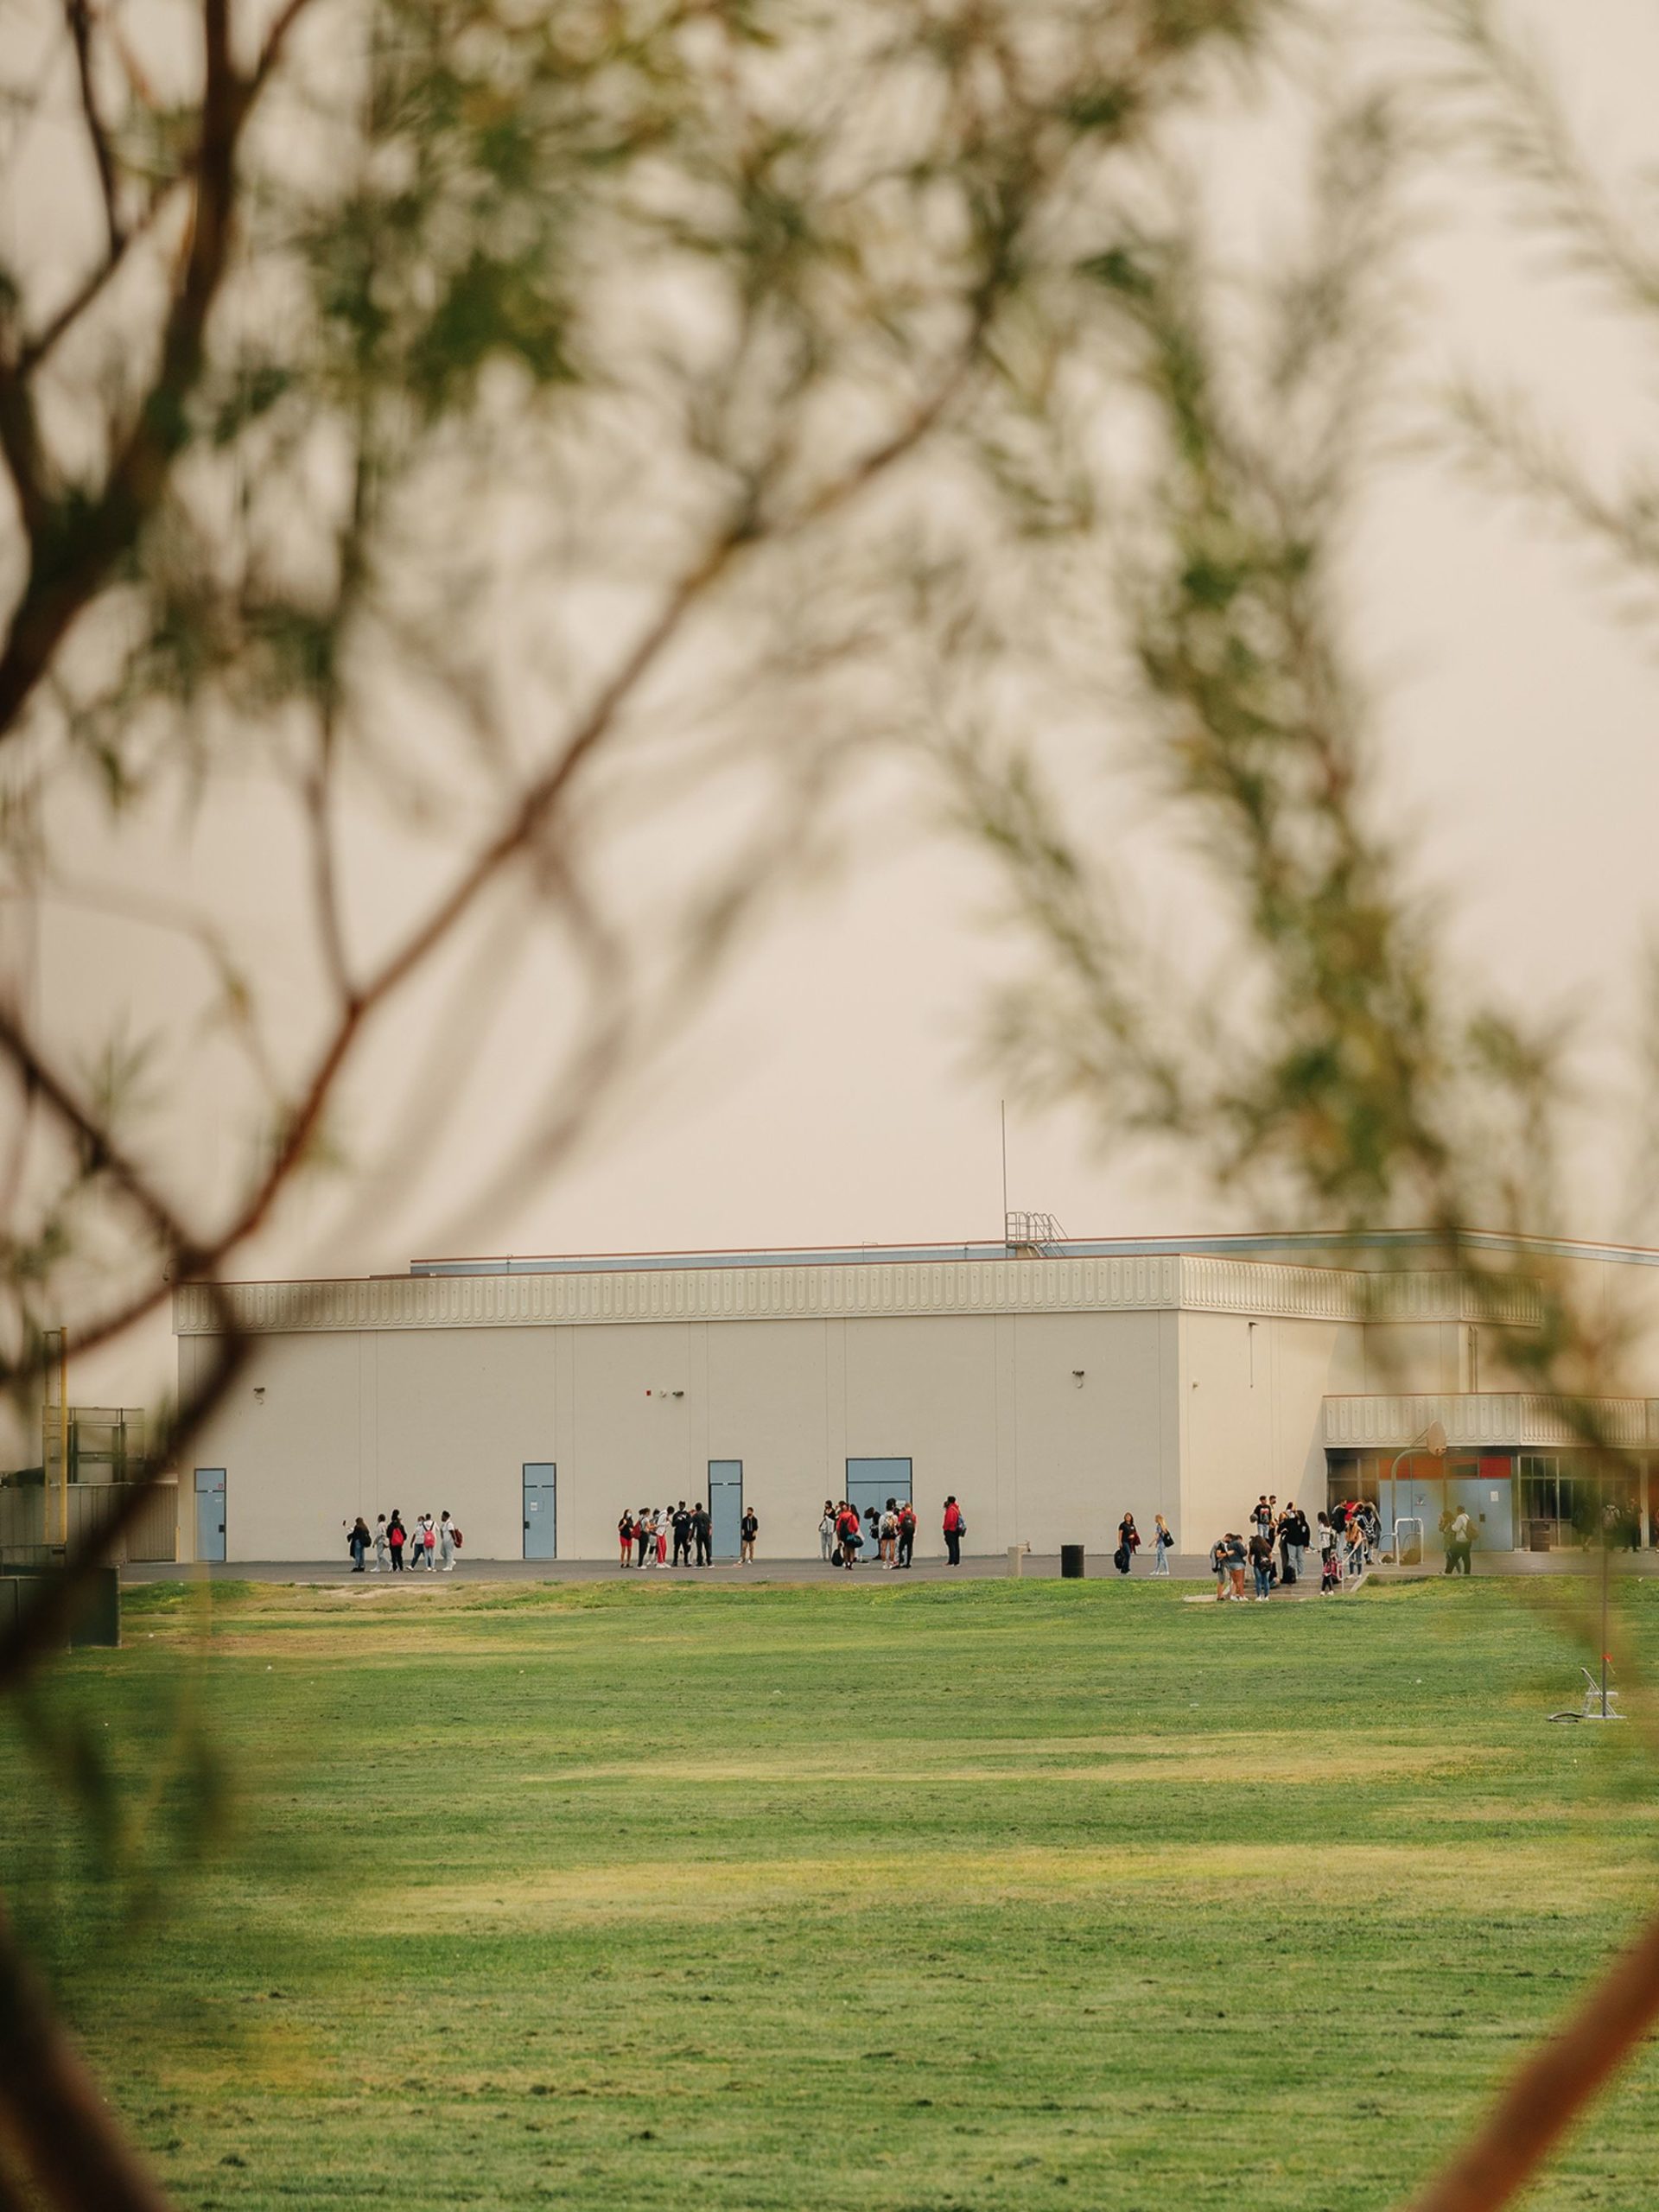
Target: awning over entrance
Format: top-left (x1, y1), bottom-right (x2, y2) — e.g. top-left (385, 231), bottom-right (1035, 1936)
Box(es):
top-left (1322, 1393), bottom-right (1656, 1452)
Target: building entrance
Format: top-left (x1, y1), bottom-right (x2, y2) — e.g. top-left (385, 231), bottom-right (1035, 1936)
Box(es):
top-left (846, 1457), bottom-right (912, 1556)
top-left (709, 1461), bottom-right (742, 1560)
top-left (523, 1464), bottom-right (556, 1559)
top-left (194, 1467), bottom-right (226, 1562)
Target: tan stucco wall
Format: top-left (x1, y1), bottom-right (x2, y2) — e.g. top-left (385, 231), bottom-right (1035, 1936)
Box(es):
top-left (181, 1308), bottom-right (1194, 1562)
top-left (1177, 1312), bottom-right (1366, 1549)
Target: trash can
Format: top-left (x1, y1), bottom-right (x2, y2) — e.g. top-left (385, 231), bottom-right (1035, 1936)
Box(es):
top-left (70, 1565), bottom-right (121, 1649)
top-left (1060, 1544), bottom-right (1085, 1580)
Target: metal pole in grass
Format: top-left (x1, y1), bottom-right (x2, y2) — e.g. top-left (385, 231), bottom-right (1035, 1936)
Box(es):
top-left (1600, 1468), bottom-right (1611, 1720)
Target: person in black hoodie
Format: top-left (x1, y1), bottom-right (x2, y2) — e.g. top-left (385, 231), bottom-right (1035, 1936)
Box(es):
top-left (693, 1500), bottom-right (712, 1566)
top-left (1279, 1502), bottom-right (1311, 1585)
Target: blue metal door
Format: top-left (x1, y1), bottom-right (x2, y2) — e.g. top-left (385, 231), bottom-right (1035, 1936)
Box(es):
top-left (709, 1461), bottom-right (742, 1560)
top-left (523, 1464), bottom-right (556, 1559)
top-left (1448, 1463), bottom-right (1514, 1553)
top-left (194, 1468), bottom-right (226, 1562)
top-left (846, 1458), bottom-right (912, 1558)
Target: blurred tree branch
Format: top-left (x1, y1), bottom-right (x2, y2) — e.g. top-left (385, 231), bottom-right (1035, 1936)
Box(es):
top-left (0, 2), bottom-right (1290, 2202)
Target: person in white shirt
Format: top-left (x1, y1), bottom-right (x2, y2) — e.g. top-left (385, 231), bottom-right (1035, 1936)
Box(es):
top-left (439, 1510), bottom-right (457, 1572)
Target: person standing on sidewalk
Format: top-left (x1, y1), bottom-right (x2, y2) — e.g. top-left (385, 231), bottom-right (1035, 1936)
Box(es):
top-left (1115, 1513), bottom-right (1141, 1575)
top-left (740, 1505), bottom-right (758, 1564)
top-left (896, 1500), bottom-right (917, 1569)
top-left (693, 1500), bottom-right (712, 1567)
top-left (1248, 1525), bottom-right (1274, 1601)
top-left (1279, 1502), bottom-right (1309, 1586)
top-left (1152, 1514), bottom-right (1173, 1576)
top-left (1450, 1507), bottom-right (1474, 1576)
top-left (942, 1496), bottom-right (964, 1567)
top-left (372, 1515), bottom-right (389, 1573)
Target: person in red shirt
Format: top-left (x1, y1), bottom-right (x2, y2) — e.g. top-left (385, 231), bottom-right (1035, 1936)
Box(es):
top-left (836, 1503), bottom-right (861, 1570)
top-left (942, 1496), bottom-right (964, 1567)
top-left (896, 1501), bottom-right (917, 1569)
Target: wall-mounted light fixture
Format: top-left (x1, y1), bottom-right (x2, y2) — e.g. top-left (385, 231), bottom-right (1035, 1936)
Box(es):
top-left (1071, 1370), bottom-right (1085, 1388)
top-left (253, 1386), bottom-right (266, 1404)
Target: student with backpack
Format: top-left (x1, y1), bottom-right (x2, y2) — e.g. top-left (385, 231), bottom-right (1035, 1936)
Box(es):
top-left (1152, 1514), bottom-right (1173, 1575)
top-left (438, 1510), bottom-right (459, 1572)
top-left (346, 1516), bottom-right (371, 1572)
top-left (1209, 1535), bottom-right (1230, 1602)
top-left (942, 1496), bottom-right (964, 1567)
top-left (387, 1511), bottom-right (407, 1573)
top-left (1115, 1512), bottom-right (1141, 1575)
top-left (619, 1510), bottom-right (635, 1567)
top-left (836, 1502), bottom-right (861, 1569)
top-left (896, 1501), bottom-right (917, 1569)
top-left (372, 1515), bottom-right (389, 1572)
top-left (878, 1503), bottom-right (898, 1568)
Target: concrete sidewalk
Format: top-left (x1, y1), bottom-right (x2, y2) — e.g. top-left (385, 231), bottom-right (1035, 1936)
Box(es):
top-left (123, 1553), bottom-right (1209, 1586)
top-left (122, 1548), bottom-right (1659, 1586)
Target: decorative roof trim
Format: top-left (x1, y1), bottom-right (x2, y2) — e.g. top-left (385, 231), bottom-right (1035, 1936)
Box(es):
top-left (175, 1255), bottom-right (1541, 1338)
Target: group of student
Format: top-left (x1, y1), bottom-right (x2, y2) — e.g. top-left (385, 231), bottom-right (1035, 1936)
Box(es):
top-left (822, 1497), bottom-right (917, 1568)
top-left (1207, 1495), bottom-right (1378, 1600)
top-left (1110, 1512), bottom-right (1173, 1574)
top-left (617, 1503), bottom-right (761, 1567)
top-left (346, 1510), bottom-right (461, 1573)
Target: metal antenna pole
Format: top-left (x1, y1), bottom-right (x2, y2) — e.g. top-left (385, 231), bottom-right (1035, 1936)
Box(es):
top-left (1001, 1100), bottom-right (1008, 1239)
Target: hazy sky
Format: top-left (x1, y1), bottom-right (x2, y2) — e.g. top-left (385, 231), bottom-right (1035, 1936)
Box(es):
top-left (19, 1), bottom-right (1659, 1413)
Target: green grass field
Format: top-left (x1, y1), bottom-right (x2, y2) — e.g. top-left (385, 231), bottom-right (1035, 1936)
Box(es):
top-left (8, 1574), bottom-right (1659, 2212)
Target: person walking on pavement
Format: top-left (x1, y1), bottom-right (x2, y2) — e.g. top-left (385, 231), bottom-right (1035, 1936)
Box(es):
top-left (1115, 1512), bottom-right (1141, 1575)
top-left (942, 1495), bottom-right (964, 1567)
top-left (347, 1516), bottom-right (371, 1572)
top-left (1450, 1506), bottom-right (1474, 1576)
top-left (387, 1510), bottom-right (407, 1573)
top-left (1152, 1514), bottom-right (1173, 1576)
top-left (819, 1501), bottom-right (837, 1561)
top-left (372, 1514), bottom-right (389, 1573)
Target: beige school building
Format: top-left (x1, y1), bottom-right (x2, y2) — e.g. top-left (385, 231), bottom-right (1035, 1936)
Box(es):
top-left (162, 1230), bottom-right (1659, 1566)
